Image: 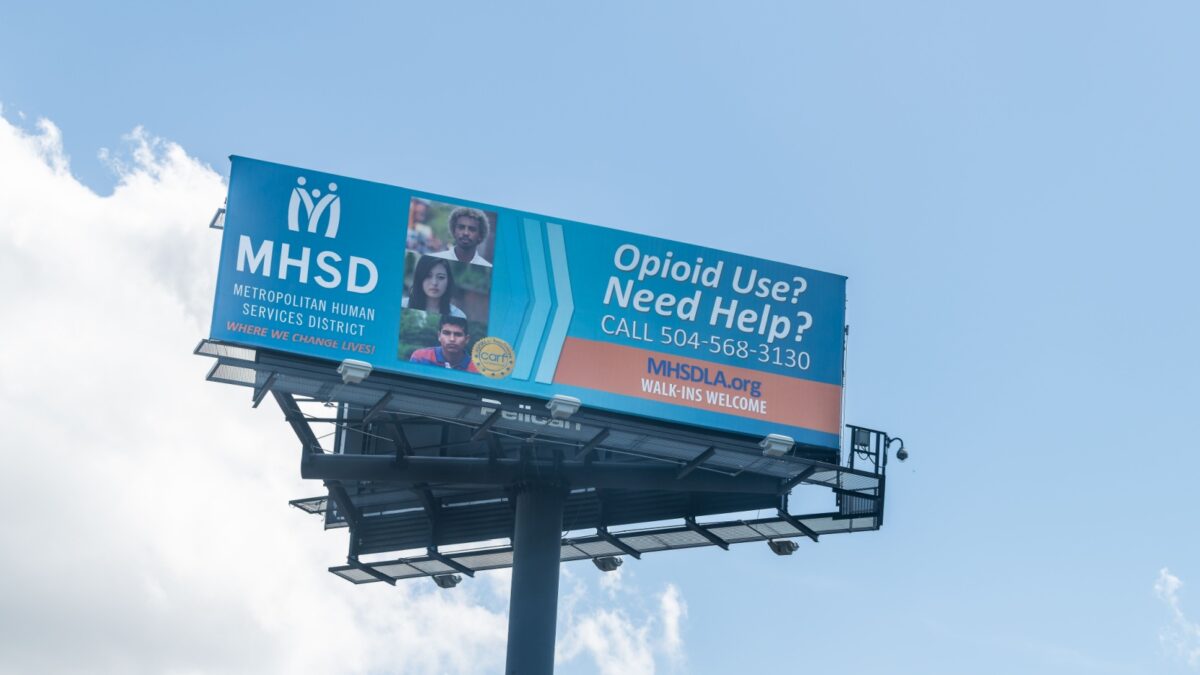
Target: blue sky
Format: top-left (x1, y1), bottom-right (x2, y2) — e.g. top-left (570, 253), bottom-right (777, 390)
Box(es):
top-left (2, 2), bottom-right (1198, 673)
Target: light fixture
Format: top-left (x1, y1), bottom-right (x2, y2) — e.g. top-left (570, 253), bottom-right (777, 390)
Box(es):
top-left (759, 433), bottom-right (794, 457)
top-left (767, 539), bottom-right (799, 556)
top-left (337, 359), bottom-right (373, 384)
top-left (592, 556), bottom-right (623, 572)
top-left (433, 574), bottom-right (462, 589)
top-left (546, 394), bottom-right (581, 420)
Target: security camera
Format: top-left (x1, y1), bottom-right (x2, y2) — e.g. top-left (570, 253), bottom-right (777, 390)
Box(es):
top-left (896, 446), bottom-right (909, 462)
top-left (337, 359), bottom-right (373, 385)
top-left (546, 394), bottom-right (582, 420)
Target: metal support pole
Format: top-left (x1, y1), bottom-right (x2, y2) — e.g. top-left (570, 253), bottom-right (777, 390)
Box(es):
top-left (505, 482), bottom-right (566, 675)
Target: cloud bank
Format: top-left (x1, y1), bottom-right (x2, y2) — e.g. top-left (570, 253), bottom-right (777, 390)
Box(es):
top-left (0, 108), bottom-right (684, 674)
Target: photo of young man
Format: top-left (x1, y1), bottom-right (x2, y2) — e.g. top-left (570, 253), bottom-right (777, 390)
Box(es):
top-left (407, 315), bottom-right (478, 372)
top-left (428, 206), bottom-right (492, 267)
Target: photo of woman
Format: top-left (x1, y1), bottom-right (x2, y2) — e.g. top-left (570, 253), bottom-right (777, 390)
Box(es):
top-left (398, 249), bottom-right (492, 362)
top-left (402, 254), bottom-right (466, 318)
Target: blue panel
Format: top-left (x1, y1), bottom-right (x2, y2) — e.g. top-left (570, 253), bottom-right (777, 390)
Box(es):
top-left (209, 156), bottom-right (848, 448)
top-left (534, 222), bottom-right (574, 384)
top-left (512, 218), bottom-right (550, 381)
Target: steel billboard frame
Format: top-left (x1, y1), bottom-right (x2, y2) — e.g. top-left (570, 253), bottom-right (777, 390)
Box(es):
top-left (198, 339), bottom-right (893, 674)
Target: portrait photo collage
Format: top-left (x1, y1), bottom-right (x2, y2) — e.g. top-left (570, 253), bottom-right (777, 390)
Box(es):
top-left (398, 197), bottom-right (497, 374)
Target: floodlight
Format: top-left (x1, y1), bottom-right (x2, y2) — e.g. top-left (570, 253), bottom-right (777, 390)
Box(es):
top-left (337, 359), bottom-right (373, 384)
top-left (759, 433), bottom-right (794, 457)
top-left (592, 556), bottom-right (623, 572)
top-left (433, 574), bottom-right (462, 589)
top-left (767, 539), bottom-right (799, 556)
top-left (546, 395), bottom-right (581, 420)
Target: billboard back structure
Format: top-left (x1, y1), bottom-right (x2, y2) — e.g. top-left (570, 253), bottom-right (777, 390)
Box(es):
top-left (210, 157), bottom-right (848, 449)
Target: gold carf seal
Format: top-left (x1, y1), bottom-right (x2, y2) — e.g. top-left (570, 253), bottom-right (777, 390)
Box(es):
top-left (472, 337), bottom-right (515, 379)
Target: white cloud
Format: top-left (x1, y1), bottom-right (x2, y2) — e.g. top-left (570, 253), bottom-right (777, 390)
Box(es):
top-left (557, 569), bottom-right (688, 674)
top-left (560, 608), bottom-right (655, 675)
top-left (0, 108), bottom-right (688, 675)
top-left (0, 110), bottom-right (511, 674)
top-left (658, 584), bottom-right (687, 666)
top-left (598, 562), bottom-right (624, 596)
top-left (1155, 568), bottom-right (1200, 669)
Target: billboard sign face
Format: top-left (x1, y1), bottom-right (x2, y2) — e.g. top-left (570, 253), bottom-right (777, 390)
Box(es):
top-left (210, 157), bottom-right (847, 449)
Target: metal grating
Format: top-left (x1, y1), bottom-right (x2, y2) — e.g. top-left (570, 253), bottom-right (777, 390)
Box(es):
top-left (745, 522), bottom-right (794, 538)
top-left (328, 511), bottom-right (880, 584)
top-left (455, 552), bottom-right (513, 569)
top-left (208, 363), bottom-right (257, 386)
top-left (289, 497), bottom-right (327, 514)
top-left (332, 568), bottom-right (376, 584)
top-left (567, 541), bottom-right (623, 557)
top-left (194, 340), bottom-right (257, 362)
top-left (839, 493), bottom-right (878, 517)
top-left (839, 472), bottom-right (880, 491)
top-left (707, 524), bottom-right (763, 542)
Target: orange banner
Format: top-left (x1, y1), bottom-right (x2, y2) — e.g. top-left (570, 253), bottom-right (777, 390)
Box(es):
top-left (552, 337), bottom-right (842, 434)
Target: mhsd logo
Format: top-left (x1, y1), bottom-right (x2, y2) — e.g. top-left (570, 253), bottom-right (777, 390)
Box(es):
top-left (288, 177), bottom-right (341, 238)
top-left (234, 175), bottom-right (378, 294)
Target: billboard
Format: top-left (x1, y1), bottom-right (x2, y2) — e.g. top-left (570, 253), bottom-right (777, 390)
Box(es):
top-left (210, 157), bottom-right (847, 449)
